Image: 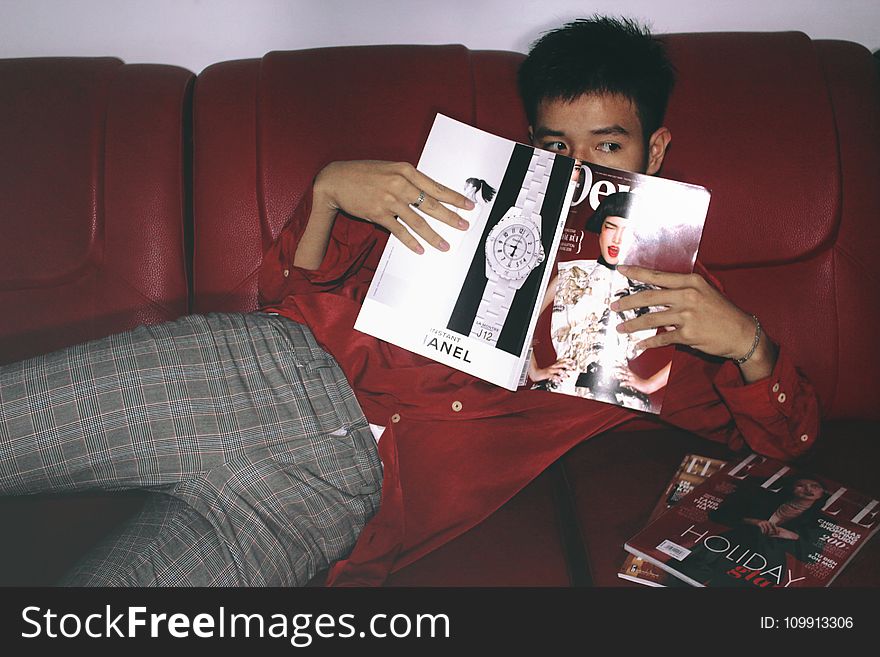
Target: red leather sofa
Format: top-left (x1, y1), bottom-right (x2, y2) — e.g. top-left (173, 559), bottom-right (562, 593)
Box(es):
top-left (1, 32), bottom-right (878, 586)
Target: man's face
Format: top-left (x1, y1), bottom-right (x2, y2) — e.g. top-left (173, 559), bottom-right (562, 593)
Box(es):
top-left (597, 215), bottom-right (629, 265)
top-left (529, 93), bottom-right (669, 175)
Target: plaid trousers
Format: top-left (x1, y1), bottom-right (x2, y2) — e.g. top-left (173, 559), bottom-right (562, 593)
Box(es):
top-left (0, 313), bottom-right (383, 586)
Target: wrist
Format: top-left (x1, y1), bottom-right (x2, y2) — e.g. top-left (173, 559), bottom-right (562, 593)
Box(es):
top-left (736, 320), bottom-right (777, 384)
top-left (732, 314), bottom-right (761, 364)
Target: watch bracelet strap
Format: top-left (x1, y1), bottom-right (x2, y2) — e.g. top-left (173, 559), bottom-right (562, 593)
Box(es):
top-left (471, 276), bottom-right (517, 344)
top-left (471, 148), bottom-right (555, 345)
top-left (515, 148), bottom-right (555, 218)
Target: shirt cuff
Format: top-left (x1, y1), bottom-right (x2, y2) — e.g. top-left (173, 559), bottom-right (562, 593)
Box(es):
top-left (713, 346), bottom-right (801, 420)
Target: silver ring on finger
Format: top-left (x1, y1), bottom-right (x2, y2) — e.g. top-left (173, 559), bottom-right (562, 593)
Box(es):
top-left (410, 189), bottom-right (426, 209)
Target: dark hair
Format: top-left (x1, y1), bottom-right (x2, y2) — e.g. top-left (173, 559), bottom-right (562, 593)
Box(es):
top-left (465, 177), bottom-right (497, 203)
top-left (585, 191), bottom-right (634, 233)
top-left (776, 476), bottom-right (829, 508)
top-left (518, 16), bottom-right (676, 141)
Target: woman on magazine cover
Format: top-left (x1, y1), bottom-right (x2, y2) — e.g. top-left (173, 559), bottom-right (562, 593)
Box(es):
top-left (528, 191), bottom-right (672, 411)
top-left (676, 476), bottom-right (830, 587)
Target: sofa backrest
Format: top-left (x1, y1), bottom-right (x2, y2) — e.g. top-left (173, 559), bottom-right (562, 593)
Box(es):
top-left (0, 57), bottom-right (193, 364)
top-left (660, 33), bottom-right (880, 421)
top-left (198, 35), bottom-right (878, 422)
top-left (191, 45), bottom-right (527, 312)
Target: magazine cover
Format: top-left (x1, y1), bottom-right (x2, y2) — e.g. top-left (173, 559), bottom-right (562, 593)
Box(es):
top-left (624, 453), bottom-right (880, 587)
top-left (618, 454), bottom-right (729, 587)
top-left (355, 114), bottom-right (578, 390)
top-left (527, 162), bottom-right (710, 413)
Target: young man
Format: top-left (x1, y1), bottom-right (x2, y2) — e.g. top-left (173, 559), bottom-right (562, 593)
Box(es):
top-left (261, 17), bottom-right (819, 585)
top-left (0, 17), bottom-right (819, 586)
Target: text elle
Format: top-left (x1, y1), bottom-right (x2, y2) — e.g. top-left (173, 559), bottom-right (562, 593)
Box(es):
top-left (730, 454), bottom-right (878, 528)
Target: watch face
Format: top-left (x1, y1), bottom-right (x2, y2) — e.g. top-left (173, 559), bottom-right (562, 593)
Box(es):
top-left (486, 213), bottom-right (544, 281)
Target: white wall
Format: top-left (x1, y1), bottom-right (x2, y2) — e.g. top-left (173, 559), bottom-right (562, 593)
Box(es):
top-left (2, 0), bottom-right (878, 73)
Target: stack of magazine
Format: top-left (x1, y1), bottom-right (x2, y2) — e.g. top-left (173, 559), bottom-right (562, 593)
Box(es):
top-left (618, 454), bottom-right (729, 587)
top-left (622, 453), bottom-right (879, 587)
top-left (356, 113), bottom-right (710, 416)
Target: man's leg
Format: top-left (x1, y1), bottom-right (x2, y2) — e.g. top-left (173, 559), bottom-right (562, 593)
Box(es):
top-left (59, 493), bottom-right (245, 586)
top-left (0, 314), bottom-right (250, 494)
top-left (1, 313), bottom-right (382, 585)
top-left (62, 445), bottom-right (382, 586)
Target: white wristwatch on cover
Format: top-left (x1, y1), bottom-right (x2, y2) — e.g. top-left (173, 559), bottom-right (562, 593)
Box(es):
top-left (470, 148), bottom-right (553, 346)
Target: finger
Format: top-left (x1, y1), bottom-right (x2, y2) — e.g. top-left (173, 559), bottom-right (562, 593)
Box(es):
top-left (611, 288), bottom-right (679, 312)
top-left (379, 214), bottom-right (425, 255)
top-left (633, 330), bottom-right (683, 351)
top-left (395, 206), bottom-right (450, 252)
top-left (392, 166), bottom-right (470, 231)
top-left (616, 309), bottom-right (681, 334)
top-left (408, 167), bottom-right (475, 211)
top-left (617, 266), bottom-right (695, 289)
top-left (416, 193), bottom-right (471, 231)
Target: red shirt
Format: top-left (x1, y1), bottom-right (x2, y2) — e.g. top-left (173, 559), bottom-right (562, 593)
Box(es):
top-left (259, 191), bottom-right (820, 586)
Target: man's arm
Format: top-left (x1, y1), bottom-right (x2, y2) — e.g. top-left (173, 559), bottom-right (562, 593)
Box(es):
top-left (294, 161), bottom-right (474, 270)
top-left (618, 264), bottom-right (821, 460)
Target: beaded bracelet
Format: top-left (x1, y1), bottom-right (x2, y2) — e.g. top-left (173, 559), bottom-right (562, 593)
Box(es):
top-left (734, 314), bottom-right (762, 364)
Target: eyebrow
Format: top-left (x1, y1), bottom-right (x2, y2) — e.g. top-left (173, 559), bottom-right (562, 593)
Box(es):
top-left (591, 125), bottom-right (631, 136)
top-left (533, 127), bottom-right (567, 139)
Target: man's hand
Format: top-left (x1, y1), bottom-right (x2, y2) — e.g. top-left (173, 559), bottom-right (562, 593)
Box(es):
top-left (611, 265), bottom-right (776, 383)
top-left (314, 160), bottom-right (474, 255)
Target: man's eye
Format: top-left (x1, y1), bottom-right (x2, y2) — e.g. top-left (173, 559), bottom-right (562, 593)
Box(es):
top-left (542, 141), bottom-right (567, 153)
top-left (596, 142), bottom-right (621, 153)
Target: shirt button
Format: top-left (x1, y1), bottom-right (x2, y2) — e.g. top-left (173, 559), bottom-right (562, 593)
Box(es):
top-left (391, 413), bottom-right (401, 423)
top-left (800, 434), bottom-right (809, 442)
top-left (283, 269), bottom-right (290, 278)
top-left (772, 383), bottom-right (780, 393)
top-left (777, 393), bottom-right (786, 403)
top-left (451, 400), bottom-right (463, 412)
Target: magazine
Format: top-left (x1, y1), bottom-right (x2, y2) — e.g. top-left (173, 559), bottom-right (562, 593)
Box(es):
top-left (355, 113), bottom-right (711, 400)
top-left (355, 113), bottom-right (579, 390)
top-left (527, 161), bottom-right (710, 413)
top-left (618, 454), bottom-right (729, 587)
top-left (623, 453), bottom-right (880, 587)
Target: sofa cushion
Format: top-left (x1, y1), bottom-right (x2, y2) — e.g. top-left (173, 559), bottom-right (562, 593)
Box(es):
top-left (0, 58), bottom-right (194, 364)
top-left (659, 34), bottom-right (880, 420)
top-left (385, 466), bottom-right (573, 586)
top-left (661, 32), bottom-right (839, 267)
top-left (192, 46), bottom-right (526, 313)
